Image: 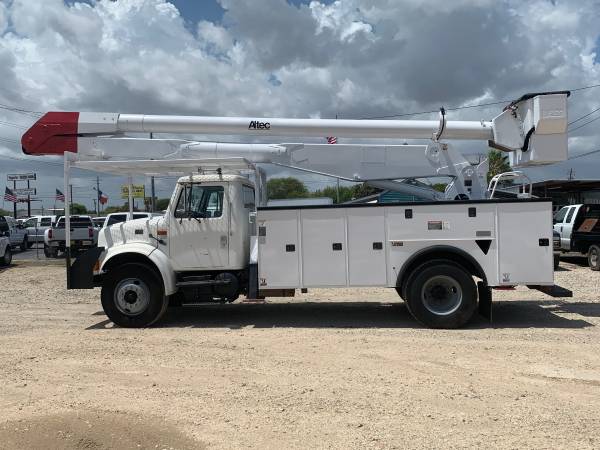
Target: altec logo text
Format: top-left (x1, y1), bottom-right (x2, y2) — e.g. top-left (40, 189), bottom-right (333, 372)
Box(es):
top-left (248, 120), bottom-right (271, 130)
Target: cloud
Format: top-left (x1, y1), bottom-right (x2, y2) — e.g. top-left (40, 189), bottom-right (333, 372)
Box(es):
top-left (0, 0), bottom-right (599, 211)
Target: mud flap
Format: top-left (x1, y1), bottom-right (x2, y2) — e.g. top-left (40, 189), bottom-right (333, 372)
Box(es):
top-left (477, 281), bottom-right (492, 323)
top-left (67, 246), bottom-right (104, 289)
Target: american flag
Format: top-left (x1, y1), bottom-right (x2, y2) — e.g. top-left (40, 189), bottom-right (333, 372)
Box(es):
top-left (99, 190), bottom-right (108, 205)
top-left (4, 187), bottom-right (17, 203)
top-left (326, 136), bottom-right (337, 144)
top-left (55, 189), bottom-right (65, 202)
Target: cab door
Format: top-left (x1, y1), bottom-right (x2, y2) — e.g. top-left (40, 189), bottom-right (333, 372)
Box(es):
top-left (169, 184), bottom-right (230, 270)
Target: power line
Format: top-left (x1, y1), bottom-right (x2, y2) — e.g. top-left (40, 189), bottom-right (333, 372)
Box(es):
top-left (0, 120), bottom-right (28, 129)
top-left (568, 106), bottom-right (600, 126)
top-left (0, 103), bottom-right (42, 118)
top-left (358, 83), bottom-right (600, 120)
top-left (568, 148), bottom-right (600, 160)
top-left (569, 115), bottom-right (600, 134)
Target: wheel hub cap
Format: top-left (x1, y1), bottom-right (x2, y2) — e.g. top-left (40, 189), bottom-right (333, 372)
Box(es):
top-left (115, 278), bottom-right (150, 316)
top-left (421, 275), bottom-right (463, 316)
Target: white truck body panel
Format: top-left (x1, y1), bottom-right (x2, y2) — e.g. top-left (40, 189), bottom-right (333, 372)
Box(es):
top-left (258, 200), bottom-right (554, 289)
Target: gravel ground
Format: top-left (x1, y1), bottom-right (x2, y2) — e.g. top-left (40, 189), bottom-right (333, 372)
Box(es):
top-left (0, 258), bottom-right (599, 449)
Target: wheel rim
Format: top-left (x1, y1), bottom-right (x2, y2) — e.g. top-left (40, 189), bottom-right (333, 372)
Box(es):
top-left (591, 248), bottom-right (598, 266)
top-left (114, 278), bottom-right (150, 316)
top-left (421, 275), bottom-right (463, 316)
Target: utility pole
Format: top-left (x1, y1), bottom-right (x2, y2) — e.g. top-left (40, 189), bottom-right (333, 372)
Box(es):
top-left (96, 176), bottom-right (100, 215)
top-left (13, 180), bottom-right (16, 219)
top-left (150, 132), bottom-right (155, 212)
top-left (27, 180), bottom-right (31, 217)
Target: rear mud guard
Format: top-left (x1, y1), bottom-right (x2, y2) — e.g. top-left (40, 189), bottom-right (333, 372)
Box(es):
top-left (478, 281), bottom-right (492, 322)
top-left (67, 246), bottom-right (105, 289)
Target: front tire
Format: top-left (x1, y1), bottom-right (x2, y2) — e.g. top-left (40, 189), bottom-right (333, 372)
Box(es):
top-left (101, 263), bottom-right (168, 328)
top-left (588, 245), bottom-right (600, 271)
top-left (405, 262), bottom-right (477, 329)
top-left (0, 247), bottom-right (12, 266)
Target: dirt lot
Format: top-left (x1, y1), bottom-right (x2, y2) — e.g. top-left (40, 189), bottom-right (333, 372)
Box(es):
top-left (0, 257), bottom-right (599, 449)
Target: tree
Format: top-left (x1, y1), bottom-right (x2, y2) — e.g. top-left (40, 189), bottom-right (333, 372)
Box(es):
top-left (71, 203), bottom-right (88, 214)
top-left (0, 208), bottom-right (10, 216)
top-left (156, 198), bottom-right (170, 211)
top-left (267, 177), bottom-right (309, 199)
top-left (312, 183), bottom-right (382, 204)
top-left (487, 149), bottom-right (511, 183)
top-left (432, 183), bottom-right (448, 193)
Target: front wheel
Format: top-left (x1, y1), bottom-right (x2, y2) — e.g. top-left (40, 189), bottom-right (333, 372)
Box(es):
top-left (588, 245), bottom-right (600, 271)
top-left (0, 247), bottom-right (12, 266)
top-left (405, 262), bottom-right (477, 329)
top-left (101, 263), bottom-right (168, 328)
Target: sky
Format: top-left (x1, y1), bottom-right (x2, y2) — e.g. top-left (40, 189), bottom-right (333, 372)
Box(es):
top-left (0, 0), bottom-right (599, 213)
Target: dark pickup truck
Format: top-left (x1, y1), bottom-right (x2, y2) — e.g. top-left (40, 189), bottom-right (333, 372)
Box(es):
top-left (569, 204), bottom-right (600, 270)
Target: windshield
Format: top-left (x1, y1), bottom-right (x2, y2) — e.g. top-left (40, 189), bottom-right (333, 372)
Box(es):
top-left (55, 217), bottom-right (92, 228)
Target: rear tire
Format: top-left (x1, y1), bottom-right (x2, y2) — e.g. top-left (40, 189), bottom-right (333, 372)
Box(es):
top-left (101, 263), bottom-right (167, 328)
top-left (588, 245), bottom-right (600, 271)
top-left (405, 262), bottom-right (477, 329)
top-left (0, 247), bottom-right (11, 266)
top-left (553, 253), bottom-right (560, 270)
top-left (20, 236), bottom-right (28, 252)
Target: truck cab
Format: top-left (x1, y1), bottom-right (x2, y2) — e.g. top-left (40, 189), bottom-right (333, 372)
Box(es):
top-left (95, 174), bottom-right (256, 325)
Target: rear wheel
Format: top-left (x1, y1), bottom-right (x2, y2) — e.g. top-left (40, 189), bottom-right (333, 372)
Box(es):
top-left (588, 245), bottom-right (600, 271)
top-left (20, 236), bottom-right (28, 252)
top-left (101, 263), bottom-right (168, 327)
top-left (0, 246), bottom-right (12, 266)
top-left (405, 262), bottom-right (477, 329)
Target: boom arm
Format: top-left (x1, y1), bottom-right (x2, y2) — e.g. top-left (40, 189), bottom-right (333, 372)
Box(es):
top-left (21, 91), bottom-right (569, 167)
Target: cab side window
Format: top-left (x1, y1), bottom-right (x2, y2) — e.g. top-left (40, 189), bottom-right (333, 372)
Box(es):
top-left (553, 207), bottom-right (568, 224)
top-left (243, 185), bottom-right (256, 210)
top-left (174, 185), bottom-right (224, 219)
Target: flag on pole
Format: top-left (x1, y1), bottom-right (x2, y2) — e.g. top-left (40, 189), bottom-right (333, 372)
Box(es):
top-left (4, 187), bottom-right (17, 203)
top-left (55, 189), bottom-right (65, 202)
top-left (326, 136), bottom-right (337, 144)
top-left (99, 190), bottom-right (108, 205)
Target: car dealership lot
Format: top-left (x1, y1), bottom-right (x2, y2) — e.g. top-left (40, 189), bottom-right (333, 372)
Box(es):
top-left (0, 259), bottom-right (599, 449)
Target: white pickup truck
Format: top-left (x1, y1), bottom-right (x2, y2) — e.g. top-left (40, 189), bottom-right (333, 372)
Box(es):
top-left (0, 216), bottom-right (29, 251)
top-left (0, 237), bottom-right (10, 265)
top-left (44, 216), bottom-right (97, 258)
top-left (553, 204), bottom-right (587, 251)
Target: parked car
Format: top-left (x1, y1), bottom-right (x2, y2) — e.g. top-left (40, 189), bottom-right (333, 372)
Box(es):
top-left (92, 217), bottom-right (106, 229)
top-left (0, 216), bottom-right (29, 251)
top-left (0, 227), bottom-right (12, 266)
top-left (23, 215), bottom-right (57, 244)
top-left (44, 215), bottom-right (97, 258)
top-left (102, 212), bottom-right (161, 228)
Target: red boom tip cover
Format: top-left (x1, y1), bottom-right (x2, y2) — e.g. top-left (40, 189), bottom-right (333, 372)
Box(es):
top-left (21, 111), bottom-right (80, 155)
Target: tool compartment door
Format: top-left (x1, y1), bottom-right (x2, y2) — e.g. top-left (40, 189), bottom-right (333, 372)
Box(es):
top-left (497, 201), bottom-right (553, 285)
top-left (347, 208), bottom-right (386, 286)
top-left (257, 210), bottom-right (300, 288)
top-left (301, 209), bottom-right (347, 287)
